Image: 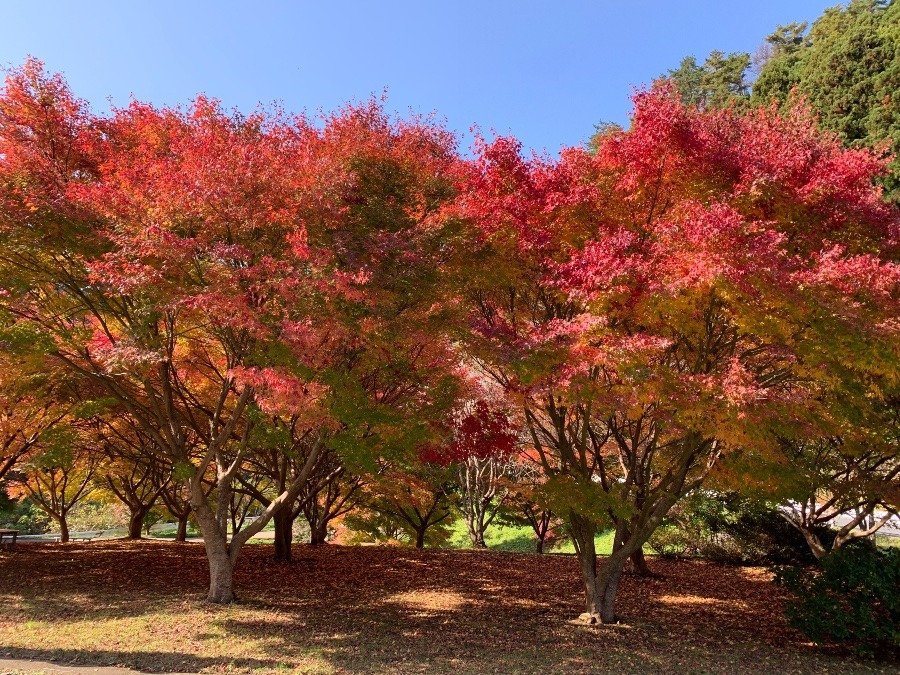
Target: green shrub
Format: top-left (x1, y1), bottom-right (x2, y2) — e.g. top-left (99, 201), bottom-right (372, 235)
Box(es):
top-left (0, 494), bottom-right (50, 534)
top-left (648, 491), bottom-right (826, 565)
top-left (775, 543), bottom-right (900, 658)
top-left (647, 524), bottom-right (697, 558)
top-left (721, 504), bottom-right (832, 565)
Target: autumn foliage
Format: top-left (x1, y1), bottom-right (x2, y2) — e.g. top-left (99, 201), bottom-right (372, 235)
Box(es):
top-left (455, 84), bottom-right (899, 621)
top-left (0, 59), bottom-right (897, 631)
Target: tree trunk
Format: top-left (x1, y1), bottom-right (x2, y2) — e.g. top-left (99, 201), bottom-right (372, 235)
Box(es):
top-left (597, 555), bottom-right (626, 624)
top-left (273, 508), bottom-right (293, 561)
top-left (597, 533), bottom-right (643, 624)
top-left (58, 516), bottom-right (69, 543)
top-left (569, 513), bottom-right (601, 619)
top-left (465, 510), bottom-right (487, 548)
top-left (799, 526), bottom-right (827, 560)
top-left (530, 508), bottom-right (551, 554)
top-left (206, 545), bottom-right (236, 603)
top-left (128, 506), bottom-right (149, 540)
top-left (625, 547), bottom-right (652, 576)
top-left (176, 514), bottom-right (189, 542)
top-left (415, 528), bottom-right (426, 548)
top-left (189, 478), bottom-right (237, 603)
top-left (310, 522), bottom-right (328, 546)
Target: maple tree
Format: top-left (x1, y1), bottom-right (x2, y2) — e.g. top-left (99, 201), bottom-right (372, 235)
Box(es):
top-left (235, 413), bottom-right (326, 558)
top-left (355, 460), bottom-right (455, 548)
top-left (92, 411), bottom-right (172, 539)
top-left (298, 450), bottom-right (365, 546)
top-left (6, 420), bottom-right (101, 542)
top-left (754, 391), bottom-right (900, 560)
top-left (455, 85), bottom-right (899, 622)
top-left (158, 474), bottom-right (196, 541)
top-left (436, 399), bottom-right (519, 547)
top-left (0, 60), bottom-right (331, 600)
top-left (497, 460), bottom-right (563, 554)
top-left (231, 100), bottom-right (466, 556)
top-left (778, 438), bottom-right (899, 559)
top-left (0, 60), bottom-right (466, 600)
top-left (0, 313), bottom-right (71, 482)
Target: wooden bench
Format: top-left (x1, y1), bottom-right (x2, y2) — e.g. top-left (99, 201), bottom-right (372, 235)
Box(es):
top-left (0, 529), bottom-right (19, 550)
top-left (44, 531), bottom-right (103, 542)
top-left (67, 531), bottom-right (103, 542)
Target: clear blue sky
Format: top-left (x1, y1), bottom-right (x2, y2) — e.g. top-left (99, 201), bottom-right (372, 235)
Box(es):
top-left (2, 1), bottom-right (836, 155)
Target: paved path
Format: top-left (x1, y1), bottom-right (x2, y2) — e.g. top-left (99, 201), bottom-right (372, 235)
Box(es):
top-left (830, 510), bottom-right (900, 538)
top-left (0, 658), bottom-right (193, 675)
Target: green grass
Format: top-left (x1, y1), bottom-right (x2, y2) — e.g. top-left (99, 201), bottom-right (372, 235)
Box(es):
top-left (446, 517), bottom-right (616, 555)
top-left (876, 534), bottom-right (900, 549)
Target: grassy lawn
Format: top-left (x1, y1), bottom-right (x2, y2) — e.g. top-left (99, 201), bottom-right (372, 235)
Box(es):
top-left (140, 516), bottom-right (614, 551)
top-left (446, 518), bottom-right (616, 555)
top-left (0, 541), bottom-right (893, 674)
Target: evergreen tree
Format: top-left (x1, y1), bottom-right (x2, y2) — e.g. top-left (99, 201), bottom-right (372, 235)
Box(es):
top-left (753, 1), bottom-right (900, 201)
top-left (667, 50), bottom-right (751, 108)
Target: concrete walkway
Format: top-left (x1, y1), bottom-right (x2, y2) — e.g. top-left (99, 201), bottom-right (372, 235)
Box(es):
top-left (0, 658), bottom-right (193, 675)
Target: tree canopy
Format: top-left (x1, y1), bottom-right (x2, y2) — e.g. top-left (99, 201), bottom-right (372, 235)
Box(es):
top-left (1, 57), bottom-right (897, 630)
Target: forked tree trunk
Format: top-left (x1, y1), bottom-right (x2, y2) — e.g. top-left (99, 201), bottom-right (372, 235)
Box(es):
top-left (128, 506), bottom-right (150, 539)
top-left (467, 519), bottom-right (487, 548)
top-left (569, 513), bottom-right (638, 624)
top-left (528, 507), bottom-right (552, 554)
top-left (781, 511), bottom-right (829, 560)
top-left (596, 524), bottom-right (657, 623)
top-left (189, 479), bottom-right (237, 603)
top-left (798, 526), bottom-right (827, 560)
top-left (196, 522), bottom-right (236, 603)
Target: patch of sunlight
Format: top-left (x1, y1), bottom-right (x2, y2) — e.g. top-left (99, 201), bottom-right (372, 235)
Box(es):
top-left (382, 589), bottom-right (473, 612)
top-left (739, 567), bottom-right (773, 581)
top-left (658, 594), bottom-right (749, 609)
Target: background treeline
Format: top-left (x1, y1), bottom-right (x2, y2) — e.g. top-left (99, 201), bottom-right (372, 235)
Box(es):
top-left (668, 0), bottom-right (900, 201)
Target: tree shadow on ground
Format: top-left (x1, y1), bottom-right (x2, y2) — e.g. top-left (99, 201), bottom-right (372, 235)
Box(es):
top-left (0, 542), bottom-right (884, 674)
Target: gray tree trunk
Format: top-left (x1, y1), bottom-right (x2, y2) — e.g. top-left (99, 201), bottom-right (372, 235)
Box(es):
top-left (569, 513), bottom-right (601, 619)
